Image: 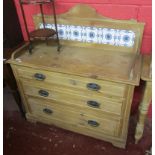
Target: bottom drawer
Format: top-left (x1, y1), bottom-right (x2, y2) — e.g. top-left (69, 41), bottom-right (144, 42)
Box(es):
top-left (27, 97), bottom-right (121, 137)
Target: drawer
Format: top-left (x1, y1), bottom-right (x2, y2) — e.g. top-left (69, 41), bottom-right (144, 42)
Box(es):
top-left (27, 97), bottom-right (121, 136)
top-left (16, 66), bottom-right (126, 98)
top-left (27, 96), bottom-right (122, 119)
top-left (22, 82), bottom-right (124, 116)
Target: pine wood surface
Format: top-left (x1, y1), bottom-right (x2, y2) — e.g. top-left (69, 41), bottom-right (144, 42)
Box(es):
top-left (9, 42), bottom-right (141, 85)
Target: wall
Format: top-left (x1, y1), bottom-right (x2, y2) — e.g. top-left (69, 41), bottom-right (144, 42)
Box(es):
top-left (14, 0), bottom-right (152, 54)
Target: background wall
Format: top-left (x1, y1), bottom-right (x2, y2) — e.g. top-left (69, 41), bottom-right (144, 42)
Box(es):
top-left (13, 0), bottom-right (152, 117)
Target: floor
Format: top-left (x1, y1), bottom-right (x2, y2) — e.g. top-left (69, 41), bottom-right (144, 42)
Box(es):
top-left (3, 86), bottom-right (152, 155)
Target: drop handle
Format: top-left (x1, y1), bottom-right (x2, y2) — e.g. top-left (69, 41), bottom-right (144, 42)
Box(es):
top-left (38, 90), bottom-right (49, 97)
top-left (43, 108), bottom-right (53, 115)
top-left (87, 83), bottom-right (101, 91)
top-left (87, 101), bottom-right (100, 108)
top-left (88, 120), bottom-right (100, 127)
top-left (34, 73), bottom-right (46, 81)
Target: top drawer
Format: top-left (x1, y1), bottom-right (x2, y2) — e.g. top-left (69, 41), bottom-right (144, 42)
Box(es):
top-left (15, 66), bottom-right (126, 98)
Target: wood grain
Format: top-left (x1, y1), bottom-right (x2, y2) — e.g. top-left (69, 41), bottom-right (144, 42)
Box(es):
top-left (9, 42), bottom-right (141, 85)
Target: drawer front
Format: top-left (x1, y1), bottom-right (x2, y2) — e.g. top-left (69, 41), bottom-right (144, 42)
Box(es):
top-left (16, 66), bottom-right (126, 98)
top-left (22, 82), bottom-right (123, 116)
top-left (27, 97), bottom-right (121, 136)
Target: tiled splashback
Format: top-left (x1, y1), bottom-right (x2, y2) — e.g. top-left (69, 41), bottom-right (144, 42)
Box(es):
top-left (40, 23), bottom-right (135, 47)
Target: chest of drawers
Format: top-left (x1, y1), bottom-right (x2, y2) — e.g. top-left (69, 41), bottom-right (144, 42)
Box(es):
top-left (8, 42), bottom-right (142, 148)
top-left (8, 4), bottom-right (145, 148)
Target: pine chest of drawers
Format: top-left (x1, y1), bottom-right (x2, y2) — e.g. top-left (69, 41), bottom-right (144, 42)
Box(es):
top-left (8, 42), bottom-right (142, 148)
top-left (8, 4), bottom-right (144, 148)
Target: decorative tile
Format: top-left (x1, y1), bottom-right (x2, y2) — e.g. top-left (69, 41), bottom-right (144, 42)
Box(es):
top-left (69, 25), bottom-right (83, 41)
top-left (118, 30), bottom-right (135, 47)
top-left (102, 28), bottom-right (116, 45)
top-left (39, 23), bottom-right (135, 47)
top-left (85, 27), bottom-right (98, 43)
top-left (57, 24), bottom-right (68, 40)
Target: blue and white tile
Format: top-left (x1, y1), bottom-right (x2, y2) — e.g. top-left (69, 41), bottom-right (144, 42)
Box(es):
top-left (85, 27), bottom-right (98, 43)
top-left (69, 25), bottom-right (83, 41)
top-left (46, 23), bottom-right (54, 29)
top-left (57, 24), bottom-right (68, 40)
top-left (39, 23), bottom-right (44, 29)
top-left (97, 28), bottom-right (104, 44)
top-left (119, 30), bottom-right (135, 47)
top-left (38, 22), bottom-right (135, 48)
top-left (102, 28), bottom-right (115, 45)
top-left (113, 30), bottom-right (122, 46)
top-left (81, 26), bottom-right (87, 42)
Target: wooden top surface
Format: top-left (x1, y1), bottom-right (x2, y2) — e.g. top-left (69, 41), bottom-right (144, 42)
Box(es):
top-left (141, 55), bottom-right (152, 81)
top-left (8, 42), bottom-right (141, 85)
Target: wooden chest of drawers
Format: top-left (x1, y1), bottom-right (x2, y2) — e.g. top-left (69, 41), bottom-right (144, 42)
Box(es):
top-left (8, 4), bottom-right (144, 148)
top-left (8, 42), bottom-right (142, 148)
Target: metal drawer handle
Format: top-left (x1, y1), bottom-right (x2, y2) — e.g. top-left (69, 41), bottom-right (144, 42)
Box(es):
top-left (87, 101), bottom-right (100, 108)
top-left (34, 73), bottom-right (46, 81)
top-left (88, 120), bottom-right (100, 127)
top-left (87, 83), bottom-right (101, 91)
top-left (43, 108), bottom-right (53, 115)
top-left (38, 90), bottom-right (49, 97)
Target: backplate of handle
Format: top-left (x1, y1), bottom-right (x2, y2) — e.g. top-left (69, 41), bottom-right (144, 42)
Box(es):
top-left (34, 73), bottom-right (46, 81)
top-left (88, 120), bottom-right (100, 127)
top-left (87, 101), bottom-right (100, 108)
top-left (87, 83), bottom-right (101, 91)
top-left (43, 108), bottom-right (53, 115)
top-left (38, 90), bottom-right (49, 97)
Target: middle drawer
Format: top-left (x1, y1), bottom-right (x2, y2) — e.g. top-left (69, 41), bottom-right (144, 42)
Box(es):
top-left (21, 80), bottom-right (124, 116)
